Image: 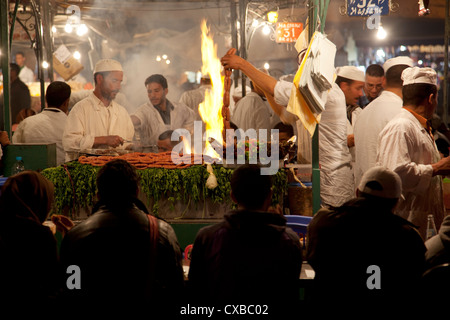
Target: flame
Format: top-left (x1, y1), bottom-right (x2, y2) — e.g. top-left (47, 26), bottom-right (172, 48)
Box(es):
top-left (198, 20), bottom-right (224, 159)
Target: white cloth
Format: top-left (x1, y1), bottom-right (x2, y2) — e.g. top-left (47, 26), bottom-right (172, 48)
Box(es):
top-left (13, 108), bottom-right (67, 166)
top-left (274, 80), bottom-right (293, 106)
top-left (376, 109), bottom-right (445, 239)
top-left (273, 79), bottom-right (310, 163)
top-left (179, 84), bottom-right (211, 121)
top-left (18, 66), bottom-right (34, 83)
top-left (231, 92), bottom-right (272, 139)
top-left (132, 100), bottom-right (195, 146)
top-left (62, 92), bottom-right (134, 160)
top-left (353, 91), bottom-right (403, 187)
top-left (319, 83), bottom-right (354, 207)
top-left (347, 106), bottom-right (362, 165)
top-left (275, 80), bottom-right (354, 205)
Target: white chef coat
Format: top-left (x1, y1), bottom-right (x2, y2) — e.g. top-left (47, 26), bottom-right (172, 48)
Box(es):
top-left (179, 84), bottom-right (211, 121)
top-left (273, 81), bottom-right (310, 163)
top-left (231, 92), bottom-right (272, 139)
top-left (13, 108), bottom-right (67, 166)
top-left (132, 100), bottom-right (195, 146)
top-left (376, 108), bottom-right (445, 239)
top-left (319, 83), bottom-right (354, 207)
top-left (354, 90), bottom-right (403, 187)
top-left (347, 106), bottom-right (362, 165)
top-left (62, 92), bottom-right (134, 160)
top-left (18, 66), bottom-right (34, 84)
top-left (274, 80), bottom-right (354, 206)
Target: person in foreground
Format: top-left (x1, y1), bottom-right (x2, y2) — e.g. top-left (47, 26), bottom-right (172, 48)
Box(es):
top-left (0, 171), bottom-right (59, 305)
top-left (306, 166), bottom-right (426, 315)
top-left (188, 164), bottom-right (302, 315)
top-left (59, 159), bottom-right (184, 311)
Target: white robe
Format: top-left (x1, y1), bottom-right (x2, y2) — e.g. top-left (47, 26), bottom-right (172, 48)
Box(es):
top-left (13, 108), bottom-right (67, 166)
top-left (354, 90), bottom-right (403, 187)
top-left (274, 81), bottom-right (354, 207)
top-left (179, 85), bottom-right (211, 121)
top-left (18, 66), bottom-right (34, 83)
top-left (132, 100), bottom-right (195, 146)
top-left (319, 84), bottom-right (354, 207)
top-left (376, 109), bottom-right (445, 239)
top-left (62, 92), bottom-right (134, 160)
top-left (231, 92), bottom-right (272, 139)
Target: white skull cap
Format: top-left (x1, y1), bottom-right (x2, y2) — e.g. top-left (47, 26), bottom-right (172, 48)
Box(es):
top-left (383, 56), bottom-right (413, 72)
top-left (401, 67), bottom-right (437, 86)
top-left (336, 66), bottom-right (365, 82)
top-left (93, 59), bottom-right (123, 74)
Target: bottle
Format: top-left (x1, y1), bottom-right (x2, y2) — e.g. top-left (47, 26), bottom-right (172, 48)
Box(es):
top-left (11, 156), bottom-right (25, 175)
top-left (426, 214), bottom-right (437, 240)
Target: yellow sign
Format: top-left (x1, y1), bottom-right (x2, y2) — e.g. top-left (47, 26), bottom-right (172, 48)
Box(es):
top-left (276, 22), bottom-right (303, 43)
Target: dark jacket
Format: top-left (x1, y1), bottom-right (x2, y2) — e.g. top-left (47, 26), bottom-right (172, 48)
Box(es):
top-left (0, 216), bottom-right (59, 303)
top-left (307, 197), bottom-right (426, 306)
top-left (59, 200), bottom-right (184, 308)
top-left (188, 210), bottom-right (303, 304)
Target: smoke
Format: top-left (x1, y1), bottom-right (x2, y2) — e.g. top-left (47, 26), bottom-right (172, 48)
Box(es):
top-left (78, 1), bottom-right (231, 113)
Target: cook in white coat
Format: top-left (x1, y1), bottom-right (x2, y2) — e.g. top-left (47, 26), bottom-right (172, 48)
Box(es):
top-left (231, 80), bottom-right (272, 139)
top-left (377, 67), bottom-right (449, 239)
top-left (354, 56), bottom-right (414, 187)
top-left (131, 74), bottom-right (195, 146)
top-left (179, 75), bottom-right (211, 121)
top-left (63, 59), bottom-right (134, 161)
top-left (15, 52), bottom-right (35, 83)
top-left (335, 66), bottom-right (365, 169)
top-left (221, 52), bottom-right (356, 207)
top-left (14, 81), bottom-right (71, 166)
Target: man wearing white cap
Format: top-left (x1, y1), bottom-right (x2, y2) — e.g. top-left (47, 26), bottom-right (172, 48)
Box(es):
top-left (353, 56), bottom-right (414, 187)
top-left (335, 66), bottom-right (365, 164)
top-left (221, 51), bottom-right (356, 207)
top-left (377, 66), bottom-right (450, 239)
top-left (131, 74), bottom-right (195, 147)
top-left (63, 59), bottom-right (134, 160)
top-left (307, 166), bottom-right (425, 310)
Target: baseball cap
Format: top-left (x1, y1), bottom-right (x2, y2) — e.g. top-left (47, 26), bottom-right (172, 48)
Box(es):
top-left (358, 166), bottom-right (402, 199)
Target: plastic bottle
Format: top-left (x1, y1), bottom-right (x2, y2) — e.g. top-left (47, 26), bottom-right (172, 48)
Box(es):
top-left (11, 156), bottom-right (25, 175)
top-left (426, 214), bottom-right (437, 240)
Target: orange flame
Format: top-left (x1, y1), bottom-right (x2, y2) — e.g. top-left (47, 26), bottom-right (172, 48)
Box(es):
top-left (198, 19), bottom-right (224, 159)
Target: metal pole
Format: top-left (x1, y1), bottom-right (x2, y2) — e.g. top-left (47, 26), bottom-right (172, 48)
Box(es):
top-left (309, 0), bottom-right (321, 215)
top-left (230, 0), bottom-right (239, 91)
top-left (1, 0), bottom-right (12, 136)
top-left (239, 0), bottom-right (247, 97)
top-left (444, 0), bottom-right (449, 126)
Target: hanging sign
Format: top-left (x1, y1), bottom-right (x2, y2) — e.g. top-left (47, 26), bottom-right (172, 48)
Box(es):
top-left (347, 0), bottom-right (390, 17)
top-left (276, 22), bottom-right (303, 43)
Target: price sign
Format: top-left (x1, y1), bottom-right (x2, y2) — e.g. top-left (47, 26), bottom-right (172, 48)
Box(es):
top-left (347, 0), bottom-right (390, 17)
top-left (276, 22), bottom-right (303, 43)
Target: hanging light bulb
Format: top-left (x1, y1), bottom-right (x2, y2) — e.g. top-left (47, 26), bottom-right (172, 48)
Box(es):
top-left (42, 61), bottom-right (49, 69)
top-left (376, 25), bottom-right (387, 40)
top-left (64, 23), bottom-right (73, 33)
top-left (76, 24), bottom-right (88, 36)
top-left (73, 51), bottom-right (81, 60)
top-left (267, 11), bottom-right (278, 24)
top-left (262, 24), bottom-right (271, 35)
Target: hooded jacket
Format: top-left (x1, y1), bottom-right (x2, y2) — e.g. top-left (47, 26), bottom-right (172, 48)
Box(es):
top-left (188, 210), bottom-right (302, 303)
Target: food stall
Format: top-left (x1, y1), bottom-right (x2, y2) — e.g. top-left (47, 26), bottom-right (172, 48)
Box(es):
top-left (40, 150), bottom-right (289, 248)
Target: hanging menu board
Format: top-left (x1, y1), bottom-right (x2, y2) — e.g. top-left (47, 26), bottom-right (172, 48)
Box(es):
top-left (347, 0), bottom-right (390, 16)
top-left (276, 22), bottom-right (303, 43)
